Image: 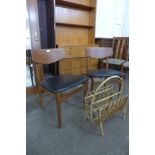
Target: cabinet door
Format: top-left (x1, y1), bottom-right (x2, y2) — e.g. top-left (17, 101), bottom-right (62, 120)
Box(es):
top-left (59, 58), bottom-right (87, 75)
top-left (59, 57), bottom-right (98, 75)
top-left (88, 58), bottom-right (98, 70)
top-left (63, 47), bottom-right (86, 58)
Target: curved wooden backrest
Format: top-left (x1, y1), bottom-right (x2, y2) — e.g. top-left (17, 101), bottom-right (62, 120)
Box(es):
top-left (85, 47), bottom-right (113, 59)
top-left (32, 48), bottom-right (65, 64)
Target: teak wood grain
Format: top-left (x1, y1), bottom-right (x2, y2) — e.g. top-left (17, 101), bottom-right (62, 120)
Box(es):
top-left (32, 48), bottom-right (65, 64)
top-left (56, 0), bottom-right (95, 10)
top-left (55, 0), bottom-right (96, 46)
top-left (58, 44), bottom-right (99, 75)
top-left (56, 26), bottom-right (90, 46)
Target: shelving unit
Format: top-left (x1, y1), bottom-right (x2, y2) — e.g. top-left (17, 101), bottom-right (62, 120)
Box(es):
top-left (55, 0), bottom-right (98, 75)
top-left (56, 0), bottom-right (95, 10)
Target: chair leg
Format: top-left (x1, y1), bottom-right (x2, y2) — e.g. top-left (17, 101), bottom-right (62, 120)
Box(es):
top-left (39, 93), bottom-right (44, 109)
top-left (84, 81), bottom-right (88, 96)
top-left (56, 93), bottom-right (62, 128)
top-left (99, 122), bottom-right (104, 136)
top-left (121, 64), bottom-right (124, 72)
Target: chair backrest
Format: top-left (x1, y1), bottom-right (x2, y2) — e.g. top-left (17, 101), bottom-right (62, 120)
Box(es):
top-left (32, 48), bottom-right (65, 64)
top-left (85, 47), bottom-right (113, 59)
top-left (112, 37), bottom-right (129, 59)
top-left (32, 48), bottom-right (65, 86)
top-left (85, 47), bottom-right (113, 69)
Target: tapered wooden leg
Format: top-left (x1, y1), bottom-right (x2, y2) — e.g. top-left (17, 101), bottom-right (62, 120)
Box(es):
top-left (56, 93), bottom-right (62, 128)
top-left (121, 64), bottom-right (124, 72)
top-left (121, 64), bottom-right (126, 79)
top-left (84, 80), bottom-right (88, 96)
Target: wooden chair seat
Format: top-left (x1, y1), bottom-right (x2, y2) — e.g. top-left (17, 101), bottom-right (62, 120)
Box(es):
top-left (40, 75), bottom-right (88, 93)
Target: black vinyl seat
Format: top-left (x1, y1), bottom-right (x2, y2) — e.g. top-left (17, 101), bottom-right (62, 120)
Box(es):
top-left (88, 69), bottom-right (125, 78)
top-left (85, 47), bottom-right (124, 90)
top-left (40, 75), bottom-right (88, 93)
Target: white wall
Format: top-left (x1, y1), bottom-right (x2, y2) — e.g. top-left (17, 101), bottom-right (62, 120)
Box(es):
top-left (95, 0), bottom-right (129, 38)
top-left (122, 0), bottom-right (129, 36)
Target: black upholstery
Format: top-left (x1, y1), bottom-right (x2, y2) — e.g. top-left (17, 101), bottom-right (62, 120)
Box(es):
top-left (40, 75), bottom-right (88, 93)
top-left (88, 69), bottom-right (125, 78)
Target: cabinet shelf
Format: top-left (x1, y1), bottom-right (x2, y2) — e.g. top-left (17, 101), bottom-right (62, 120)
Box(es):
top-left (55, 0), bottom-right (97, 75)
top-left (56, 0), bottom-right (95, 10)
top-left (56, 22), bottom-right (94, 28)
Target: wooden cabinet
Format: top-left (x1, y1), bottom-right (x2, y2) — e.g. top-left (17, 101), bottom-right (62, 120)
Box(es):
top-left (36, 0), bottom-right (98, 75)
top-left (58, 45), bottom-right (98, 75)
top-left (55, 0), bottom-right (98, 75)
top-left (59, 58), bottom-right (87, 75)
top-left (55, 0), bottom-right (96, 46)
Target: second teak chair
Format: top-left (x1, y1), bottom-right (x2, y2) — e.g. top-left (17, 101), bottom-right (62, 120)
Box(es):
top-left (85, 47), bottom-right (125, 91)
top-left (103, 37), bottom-right (129, 71)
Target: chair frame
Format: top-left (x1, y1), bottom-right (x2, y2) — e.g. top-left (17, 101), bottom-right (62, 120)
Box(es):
top-left (84, 76), bottom-right (128, 136)
top-left (121, 39), bottom-right (129, 73)
top-left (32, 48), bottom-right (88, 128)
top-left (112, 37), bottom-right (129, 60)
top-left (104, 37), bottom-right (129, 72)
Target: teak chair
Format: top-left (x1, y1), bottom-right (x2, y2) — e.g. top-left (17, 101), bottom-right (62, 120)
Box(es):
top-left (103, 37), bottom-right (129, 70)
top-left (85, 47), bottom-right (124, 91)
top-left (32, 48), bottom-right (88, 128)
top-left (84, 76), bottom-right (128, 136)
